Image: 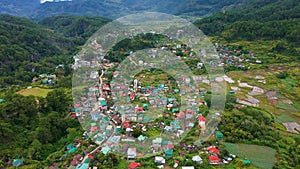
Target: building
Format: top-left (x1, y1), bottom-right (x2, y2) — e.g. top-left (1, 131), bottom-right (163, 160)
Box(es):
top-left (209, 156), bottom-right (220, 164)
top-left (154, 156), bottom-right (165, 165)
top-left (127, 148), bottom-right (137, 160)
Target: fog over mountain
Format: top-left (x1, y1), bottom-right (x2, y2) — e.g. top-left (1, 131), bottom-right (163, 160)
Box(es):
top-left (0, 0), bottom-right (244, 20)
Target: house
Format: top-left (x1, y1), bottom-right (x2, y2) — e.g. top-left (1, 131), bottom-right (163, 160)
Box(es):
top-left (76, 163), bottom-right (89, 169)
top-left (90, 71), bottom-right (99, 79)
top-left (152, 137), bottom-right (162, 147)
top-left (192, 155), bottom-right (203, 163)
top-left (198, 116), bottom-right (206, 129)
top-left (165, 149), bottom-right (173, 159)
top-left (101, 146), bottom-right (111, 155)
top-left (128, 162), bottom-right (141, 169)
top-left (135, 105), bottom-right (144, 112)
top-left (127, 148), bottom-right (137, 160)
top-left (215, 131), bottom-right (224, 140)
top-left (208, 146), bottom-right (219, 155)
top-left (130, 93), bottom-right (135, 100)
top-left (137, 135), bottom-right (147, 142)
top-left (167, 142), bottom-right (174, 149)
top-left (182, 167), bottom-right (195, 169)
top-left (90, 126), bottom-right (98, 133)
top-left (209, 156), bottom-right (220, 164)
top-left (123, 121), bottom-right (131, 129)
top-left (154, 156), bottom-right (165, 165)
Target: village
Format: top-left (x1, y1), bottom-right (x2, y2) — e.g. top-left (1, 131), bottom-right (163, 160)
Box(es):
top-left (38, 34), bottom-right (299, 169)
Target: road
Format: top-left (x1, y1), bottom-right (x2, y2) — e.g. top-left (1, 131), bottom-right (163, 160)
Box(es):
top-left (76, 67), bottom-right (116, 168)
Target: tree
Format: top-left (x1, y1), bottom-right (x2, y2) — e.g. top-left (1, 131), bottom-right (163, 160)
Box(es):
top-left (46, 88), bottom-right (71, 113)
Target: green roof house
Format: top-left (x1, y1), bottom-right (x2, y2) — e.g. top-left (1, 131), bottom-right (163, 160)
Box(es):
top-left (216, 131), bottom-right (224, 140)
top-left (138, 135), bottom-right (147, 141)
top-left (165, 149), bottom-right (173, 159)
top-left (101, 146), bottom-right (111, 155)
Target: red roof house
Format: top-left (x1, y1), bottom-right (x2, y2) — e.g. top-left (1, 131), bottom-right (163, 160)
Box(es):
top-left (198, 116), bottom-right (206, 122)
top-left (208, 146), bottom-right (219, 154)
top-left (130, 93), bottom-right (135, 100)
top-left (128, 162), bottom-right (141, 169)
top-left (209, 156), bottom-right (220, 164)
top-left (123, 121), bottom-right (131, 129)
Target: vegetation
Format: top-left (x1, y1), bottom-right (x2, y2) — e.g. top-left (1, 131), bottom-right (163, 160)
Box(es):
top-left (1, 0), bottom-right (246, 20)
top-left (17, 87), bottom-right (53, 98)
top-left (0, 0), bottom-right (299, 168)
top-left (224, 143), bottom-right (277, 169)
top-left (0, 88), bottom-right (83, 167)
top-left (0, 14), bottom-right (109, 87)
top-left (194, 0), bottom-right (300, 52)
top-left (39, 15), bottom-right (110, 45)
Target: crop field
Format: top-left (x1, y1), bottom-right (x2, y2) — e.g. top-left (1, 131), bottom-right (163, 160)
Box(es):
top-left (275, 114), bottom-right (297, 123)
top-left (17, 87), bottom-right (53, 98)
top-left (224, 143), bottom-right (277, 169)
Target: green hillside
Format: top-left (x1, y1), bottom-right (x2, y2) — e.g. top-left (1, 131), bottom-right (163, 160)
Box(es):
top-left (39, 15), bottom-right (110, 44)
top-left (195, 0), bottom-right (300, 45)
top-left (0, 14), bottom-right (110, 87)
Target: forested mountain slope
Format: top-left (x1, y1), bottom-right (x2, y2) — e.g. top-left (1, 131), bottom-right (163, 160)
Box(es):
top-left (0, 14), bottom-right (109, 86)
top-left (195, 0), bottom-right (300, 45)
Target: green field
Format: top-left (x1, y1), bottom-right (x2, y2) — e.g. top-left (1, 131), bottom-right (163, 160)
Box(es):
top-left (275, 114), bottom-right (297, 123)
top-left (224, 143), bottom-right (277, 169)
top-left (17, 87), bottom-right (53, 98)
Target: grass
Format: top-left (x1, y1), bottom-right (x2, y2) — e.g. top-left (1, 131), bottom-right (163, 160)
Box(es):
top-left (273, 122), bottom-right (286, 131)
top-left (224, 143), bottom-right (277, 169)
top-left (17, 87), bottom-right (53, 98)
top-left (276, 103), bottom-right (298, 112)
top-left (275, 114), bottom-right (296, 123)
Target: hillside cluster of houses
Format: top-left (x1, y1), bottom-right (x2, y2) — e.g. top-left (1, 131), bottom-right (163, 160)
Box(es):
top-left (67, 39), bottom-right (263, 169)
top-left (214, 43), bottom-right (262, 68)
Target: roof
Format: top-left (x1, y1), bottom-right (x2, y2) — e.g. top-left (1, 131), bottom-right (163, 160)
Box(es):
top-left (192, 155), bottom-right (202, 162)
top-left (182, 167), bottom-right (195, 169)
top-left (208, 147), bottom-right (219, 154)
top-left (242, 159), bottom-right (251, 164)
top-left (165, 149), bottom-right (173, 156)
top-left (137, 135), bottom-right (147, 141)
top-left (68, 147), bottom-right (77, 153)
top-left (209, 156), bottom-right (220, 161)
top-left (101, 146), bottom-right (111, 155)
top-left (128, 162), bottom-right (141, 169)
top-left (76, 163), bottom-right (89, 169)
top-left (127, 148), bottom-right (137, 155)
top-left (12, 159), bottom-right (23, 167)
top-left (153, 137), bottom-right (162, 144)
top-left (216, 131), bottom-right (224, 138)
top-left (198, 116), bottom-right (206, 121)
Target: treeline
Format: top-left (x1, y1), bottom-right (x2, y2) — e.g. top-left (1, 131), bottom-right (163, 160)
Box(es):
top-left (194, 0), bottom-right (300, 45)
top-left (0, 88), bottom-right (82, 167)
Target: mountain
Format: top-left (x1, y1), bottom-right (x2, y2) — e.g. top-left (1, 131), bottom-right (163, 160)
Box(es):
top-left (0, 0), bottom-right (40, 16)
top-left (0, 14), bottom-right (109, 86)
top-left (195, 0), bottom-right (300, 46)
top-left (0, 0), bottom-right (245, 20)
top-left (39, 15), bottom-right (111, 44)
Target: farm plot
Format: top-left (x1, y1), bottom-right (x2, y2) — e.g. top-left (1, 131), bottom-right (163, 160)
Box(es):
top-left (224, 143), bottom-right (277, 169)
